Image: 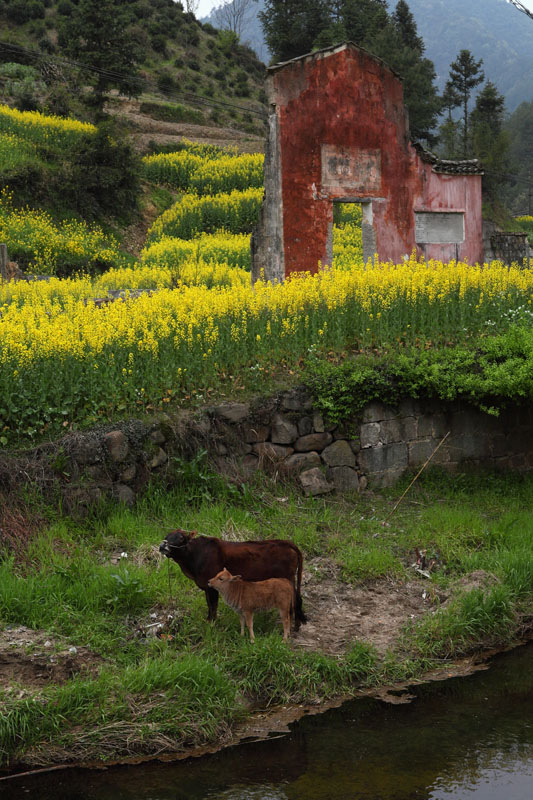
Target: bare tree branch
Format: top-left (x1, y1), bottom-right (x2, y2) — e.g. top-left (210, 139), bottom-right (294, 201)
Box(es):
top-left (213, 0), bottom-right (256, 40)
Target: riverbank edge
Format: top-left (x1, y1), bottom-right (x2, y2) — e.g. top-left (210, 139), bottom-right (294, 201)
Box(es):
top-left (2, 633), bottom-right (532, 784)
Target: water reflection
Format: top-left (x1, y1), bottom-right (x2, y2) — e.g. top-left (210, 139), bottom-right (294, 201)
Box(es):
top-left (6, 643), bottom-right (533, 800)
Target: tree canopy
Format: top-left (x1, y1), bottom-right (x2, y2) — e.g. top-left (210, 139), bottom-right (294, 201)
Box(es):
top-left (259, 0), bottom-right (441, 144)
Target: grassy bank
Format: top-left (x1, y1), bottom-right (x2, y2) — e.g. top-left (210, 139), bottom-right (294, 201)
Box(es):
top-left (1, 465), bottom-right (532, 769)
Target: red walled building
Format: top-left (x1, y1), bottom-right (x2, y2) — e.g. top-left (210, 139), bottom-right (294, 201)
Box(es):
top-left (251, 43), bottom-right (484, 282)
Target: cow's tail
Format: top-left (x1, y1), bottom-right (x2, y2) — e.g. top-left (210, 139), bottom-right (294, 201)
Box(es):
top-left (293, 545), bottom-right (307, 629)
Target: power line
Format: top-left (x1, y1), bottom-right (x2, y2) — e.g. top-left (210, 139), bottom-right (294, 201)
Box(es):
top-left (0, 39), bottom-right (268, 119)
top-left (508, 1), bottom-right (533, 22)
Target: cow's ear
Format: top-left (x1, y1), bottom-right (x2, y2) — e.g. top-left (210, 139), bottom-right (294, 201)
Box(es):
top-left (231, 574), bottom-right (242, 582)
top-left (189, 530), bottom-right (198, 538)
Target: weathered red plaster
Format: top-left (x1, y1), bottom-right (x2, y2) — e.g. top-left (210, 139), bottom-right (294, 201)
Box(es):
top-left (261, 44), bottom-right (483, 278)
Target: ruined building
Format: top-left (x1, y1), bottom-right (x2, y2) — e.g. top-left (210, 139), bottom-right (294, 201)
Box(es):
top-left (252, 43), bottom-right (485, 282)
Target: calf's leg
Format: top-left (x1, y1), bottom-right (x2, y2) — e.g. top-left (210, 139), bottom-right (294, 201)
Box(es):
top-left (280, 608), bottom-right (291, 641)
top-left (244, 610), bottom-right (255, 642)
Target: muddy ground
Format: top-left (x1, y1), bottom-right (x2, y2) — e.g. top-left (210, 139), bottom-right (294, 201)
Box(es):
top-left (0, 556), bottom-right (446, 694)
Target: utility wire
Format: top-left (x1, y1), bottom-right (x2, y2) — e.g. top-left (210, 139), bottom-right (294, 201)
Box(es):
top-left (0, 39), bottom-right (268, 119)
top-left (508, 1), bottom-right (533, 22)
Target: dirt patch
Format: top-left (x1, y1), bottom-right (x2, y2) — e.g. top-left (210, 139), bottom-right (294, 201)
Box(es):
top-left (0, 627), bottom-right (103, 691)
top-left (110, 100), bottom-right (264, 154)
top-left (293, 557), bottom-right (445, 655)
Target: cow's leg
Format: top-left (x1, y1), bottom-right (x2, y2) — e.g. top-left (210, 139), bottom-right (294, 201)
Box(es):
top-left (205, 587), bottom-right (219, 621)
top-left (244, 610), bottom-right (255, 642)
top-left (280, 609), bottom-right (290, 641)
top-left (239, 613), bottom-right (245, 637)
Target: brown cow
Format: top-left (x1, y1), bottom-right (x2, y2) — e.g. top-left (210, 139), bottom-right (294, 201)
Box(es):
top-left (208, 568), bottom-right (294, 642)
top-left (159, 528), bottom-right (306, 628)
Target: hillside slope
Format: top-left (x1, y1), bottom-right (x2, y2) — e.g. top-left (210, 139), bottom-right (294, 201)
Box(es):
top-left (0, 0), bottom-right (267, 136)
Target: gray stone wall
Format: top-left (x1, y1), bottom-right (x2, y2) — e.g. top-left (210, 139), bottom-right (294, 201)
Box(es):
top-left (12, 391), bottom-right (533, 509)
top-left (208, 392), bottom-right (533, 493)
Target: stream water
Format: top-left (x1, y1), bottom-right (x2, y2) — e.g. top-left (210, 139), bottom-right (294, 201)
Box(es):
top-left (6, 642), bottom-right (533, 800)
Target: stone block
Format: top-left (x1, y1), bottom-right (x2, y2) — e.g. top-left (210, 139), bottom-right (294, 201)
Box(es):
top-left (213, 403), bottom-right (250, 424)
top-left (490, 434), bottom-right (507, 458)
top-left (298, 416), bottom-right (313, 436)
top-left (294, 432), bottom-right (333, 452)
top-left (450, 434), bottom-right (489, 462)
top-left (271, 413), bottom-right (298, 444)
top-left (253, 442), bottom-right (294, 460)
top-left (240, 423), bottom-right (270, 444)
top-left (322, 440), bottom-right (356, 467)
top-left (149, 447), bottom-right (168, 470)
top-left (379, 419), bottom-right (401, 443)
top-left (451, 410), bottom-right (481, 437)
top-left (349, 438), bottom-right (361, 454)
top-left (120, 464), bottom-right (137, 483)
top-left (299, 467), bottom-right (334, 496)
top-left (280, 389), bottom-right (313, 412)
top-left (112, 483), bottom-right (136, 506)
top-left (149, 428), bottom-right (167, 445)
top-left (357, 443), bottom-right (408, 474)
top-left (313, 412), bottom-right (325, 433)
top-left (362, 402), bottom-right (397, 423)
top-left (104, 431), bottom-right (129, 463)
top-left (326, 466), bottom-right (359, 492)
top-left (360, 422), bottom-right (381, 448)
top-left (70, 438), bottom-right (103, 465)
top-left (367, 468), bottom-right (407, 489)
top-left (283, 451), bottom-right (322, 474)
top-left (408, 440), bottom-right (442, 467)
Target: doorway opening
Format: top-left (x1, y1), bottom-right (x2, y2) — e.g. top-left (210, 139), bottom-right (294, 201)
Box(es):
top-left (331, 201), bottom-right (373, 268)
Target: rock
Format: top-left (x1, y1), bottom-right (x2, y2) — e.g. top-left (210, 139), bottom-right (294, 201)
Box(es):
top-left (322, 440), bottom-right (356, 467)
top-left (213, 403), bottom-right (250, 424)
top-left (299, 467), bottom-right (334, 496)
top-left (253, 442), bottom-right (294, 460)
top-left (149, 427), bottom-right (167, 445)
top-left (298, 416), bottom-right (313, 436)
top-left (294, 432), bottom-right (333, 452)
top-left (358, 475), bottom-right (368, 492)
top-left (104, 431), bottom-right (129, 463)
top-left (326, 466), bottom-right (359, 492)
top-left (68, 436), bottom-right (103, 465)
top-left (280, 389), bottom-right (313, 412)
top-left (120, 464), bottom-right (137, 483)
top-left (240, 423), bottom-right (270, 444)
top-left (313, 412), bottom-right (325, 433)
top-left (360, 422), bottom-right (381, 448)
top-left (282, 451), bottom-right (322, 474)
top-left (271, 413), bottom-right (298, 444)
top-left (149, 447), bottom-right (168, 469)
top-left (112, 483), bottom-right (136, 506)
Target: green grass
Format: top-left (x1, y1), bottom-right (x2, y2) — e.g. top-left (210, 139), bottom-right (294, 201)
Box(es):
top-left (1, 469), bottom-right (532, 767)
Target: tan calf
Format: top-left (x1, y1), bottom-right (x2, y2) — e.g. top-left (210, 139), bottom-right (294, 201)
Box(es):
top-left (207, 567), bottom-right (294, 642)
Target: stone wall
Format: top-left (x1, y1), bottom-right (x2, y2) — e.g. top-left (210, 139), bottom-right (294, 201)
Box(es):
top-left (15, 389), bottom-right (531, 509)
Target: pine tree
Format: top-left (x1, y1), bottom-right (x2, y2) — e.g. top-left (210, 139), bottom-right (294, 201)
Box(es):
top-left (59, 0), bottom-right (142, 116)
top-left (447, 49), bottom-right (485, 157)
top-left (392, 0), bottom-right (424, 54)
top-left (471, 82), bottom-right (510, 200)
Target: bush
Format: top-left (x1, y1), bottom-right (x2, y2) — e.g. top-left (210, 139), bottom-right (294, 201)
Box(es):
top-left (60, 120), bottom-right (141, 220)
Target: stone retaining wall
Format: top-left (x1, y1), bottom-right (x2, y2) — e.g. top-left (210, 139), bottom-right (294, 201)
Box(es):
top-left (20, 389), bottom-right (532, 508)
